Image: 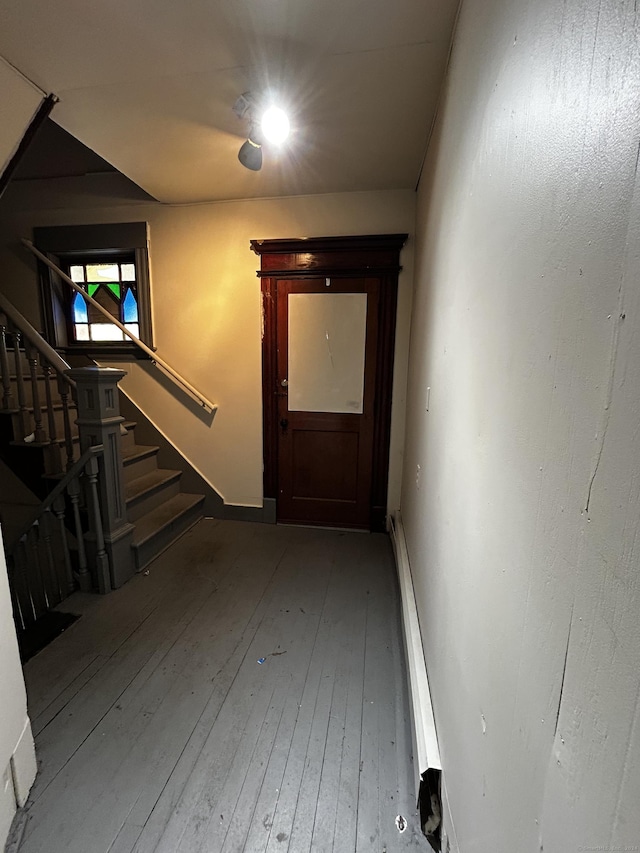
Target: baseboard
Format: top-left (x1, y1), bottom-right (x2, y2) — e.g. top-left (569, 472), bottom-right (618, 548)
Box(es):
top-left (440, 777), bottom-right (461, 853)
top-left (220, 503), bottom-right (271, 523)
top-left (1, 719), bottom-right (36, 852)
top-left (389, 512), bottom-right (441, 781)
top-left (118, 390), bottom-right (273, 523)
top-left (11, 720), bottom-right (36, 808)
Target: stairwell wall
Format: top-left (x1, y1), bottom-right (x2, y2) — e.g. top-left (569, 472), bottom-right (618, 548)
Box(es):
top-left (0, 185), bottom-right (415, 512)
top-left (0, 56), bottom-right (43, 183)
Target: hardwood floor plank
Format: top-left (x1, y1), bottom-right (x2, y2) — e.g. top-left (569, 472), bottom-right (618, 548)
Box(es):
top-left (21, 523), bottom-right (287, 853)
top-left (237, 539), bottom-right (336, 853)
top-left (17, 520), bottom-right (428, 853)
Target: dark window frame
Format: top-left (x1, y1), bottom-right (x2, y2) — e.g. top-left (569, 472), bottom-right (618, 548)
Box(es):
top-left (34, 222), bottom-right (153, 357)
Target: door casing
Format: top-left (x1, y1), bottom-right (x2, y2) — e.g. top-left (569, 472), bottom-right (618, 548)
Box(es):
top-left (252, 234), bottom-right (407, 532)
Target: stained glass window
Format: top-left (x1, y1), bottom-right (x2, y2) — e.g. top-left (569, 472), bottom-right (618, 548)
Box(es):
top-left (72, 292), bottom-right (88, 323)
top-left (123, 288), bottom-right (138, 322)
top-left (65, 256), bottom-right (141, 343)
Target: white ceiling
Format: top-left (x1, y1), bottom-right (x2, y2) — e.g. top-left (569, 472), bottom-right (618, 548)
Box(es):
top-left (0, 0), bottom-right (459, 204)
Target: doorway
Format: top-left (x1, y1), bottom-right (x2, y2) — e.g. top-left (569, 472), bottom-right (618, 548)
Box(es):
top-left (252, 235), bottom-right (407, 531)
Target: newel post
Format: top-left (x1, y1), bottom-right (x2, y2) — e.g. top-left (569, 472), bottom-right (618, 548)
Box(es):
top-left (67, 367), bottom-right (135, 590)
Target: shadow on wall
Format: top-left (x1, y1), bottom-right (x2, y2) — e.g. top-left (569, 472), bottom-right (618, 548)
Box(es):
top-left (117, 358), bottom-right (217, 426)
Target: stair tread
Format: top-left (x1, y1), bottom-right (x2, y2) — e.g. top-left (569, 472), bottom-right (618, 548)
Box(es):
top-left (131, 493), bottom-right (205, 547)
top-left (0, 403), bottom-right (77, 414)
top-left (122, 444), bottom-right (160, 464)
top-left (125, 468), bottom-right (181, 503)
top-left (10, 433), bottom-right (80, 446)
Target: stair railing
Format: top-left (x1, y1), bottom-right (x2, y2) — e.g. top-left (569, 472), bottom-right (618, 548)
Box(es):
top-left (22, 239), bottom-right (217, 415)
top-left (0, 297), bottom-right (136, 598)
top-left (7, 444), bottom-right (107, 634)
top-left (0, 292), bottom-right (77, 472)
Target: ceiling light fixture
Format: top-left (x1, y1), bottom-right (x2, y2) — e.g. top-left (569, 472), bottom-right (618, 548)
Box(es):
top-left (261, 105), bottom-right (290, 145)
top-left (238, 125), bottom-right (263, 171)
top-left (233, 92), bottom-right (290, 171)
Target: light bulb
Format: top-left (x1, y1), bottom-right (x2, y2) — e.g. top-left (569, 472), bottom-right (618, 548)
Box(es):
top-left (261, 106), bottom-right (290, 145)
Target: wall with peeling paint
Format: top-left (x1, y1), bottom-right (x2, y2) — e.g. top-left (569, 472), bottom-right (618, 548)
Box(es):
top-left (402, 0), bottom-right (640, 850)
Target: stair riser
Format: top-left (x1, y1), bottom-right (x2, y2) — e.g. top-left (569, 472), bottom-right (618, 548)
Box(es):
top-left (2, 349), bottom-right (34, 376)
top-left (121, 427), bottom-right (137, 453)
top-left (42, 443), bottom-right (65, 476)
top-left (132, 500), bottom-right (204, 571)
top-left (127, 478), bottom-right (181, 523)
top-left (7, 407), bottom-right (78, 443)
top-left (2, 375), bottom-right (67, 410)
top-left (124, 452), bottom-right (159, 484)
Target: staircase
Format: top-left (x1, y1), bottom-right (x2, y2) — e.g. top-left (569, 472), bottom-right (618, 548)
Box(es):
top-left (0, 296), bottom-right (206, 614)
top-left (122, 422), bottom-right (204, 571)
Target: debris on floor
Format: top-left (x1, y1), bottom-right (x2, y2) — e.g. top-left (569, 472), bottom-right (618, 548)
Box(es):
top-left (395, 814), bottom-right (407, 833)
top-left (419, 768), bottom-right (442, 851)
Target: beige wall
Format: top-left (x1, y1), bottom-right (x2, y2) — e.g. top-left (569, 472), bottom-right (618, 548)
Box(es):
top-left (0, 56), bottom-right (43, 179)
top-left (402, 0), bottom-right (640, 850)
top-left (0, 184), bottom-right (415, 510)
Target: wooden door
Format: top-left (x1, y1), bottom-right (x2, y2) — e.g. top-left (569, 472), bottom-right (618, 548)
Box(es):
top-left (276, 277), bottom-right (379, 528)
top-left (253, 234), bottom-right (407, 532)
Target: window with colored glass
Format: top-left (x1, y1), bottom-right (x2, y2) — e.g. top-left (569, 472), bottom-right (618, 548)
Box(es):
top-left (67, 256), bottom-right (140, 343)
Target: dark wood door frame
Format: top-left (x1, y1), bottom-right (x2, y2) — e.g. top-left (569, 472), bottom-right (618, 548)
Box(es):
top-left (251, 234), bottom-right (407, 532)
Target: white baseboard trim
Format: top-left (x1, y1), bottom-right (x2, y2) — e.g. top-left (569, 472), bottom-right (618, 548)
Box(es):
top-left (11, 719), bottom-right (36, 808)
top-left (441, 776), bottom-right (461, 853)
top-left (1, 718), bottom-right (36, 851)
top-left (389, 511), bottom-right (441, 777)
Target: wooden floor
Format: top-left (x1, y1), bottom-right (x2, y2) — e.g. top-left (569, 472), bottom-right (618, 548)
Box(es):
top-left (19, 519), bottom-right (427, 853)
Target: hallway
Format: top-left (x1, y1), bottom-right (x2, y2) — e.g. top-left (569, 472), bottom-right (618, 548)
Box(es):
top-left (17, 519), bottom-right (426, 852)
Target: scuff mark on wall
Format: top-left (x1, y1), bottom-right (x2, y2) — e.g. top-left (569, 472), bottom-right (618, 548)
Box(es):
top-left (325, 330), bottom-right (335, 368)
top-left (584, 285), bottom-right (625, 513)
top-left (554, 605), bottom-right (574, 737)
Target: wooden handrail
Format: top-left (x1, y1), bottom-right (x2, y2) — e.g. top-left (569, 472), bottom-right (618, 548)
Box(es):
top-left (0, 291), bottom-right (74, 383)
top-left (22, 239), bottom-right (217, 415)
top-left (8, 443), bottom-right (104, 552)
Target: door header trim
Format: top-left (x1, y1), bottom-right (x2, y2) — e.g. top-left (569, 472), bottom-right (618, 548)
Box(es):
top-left (250, 234), bottom-right (408, 277)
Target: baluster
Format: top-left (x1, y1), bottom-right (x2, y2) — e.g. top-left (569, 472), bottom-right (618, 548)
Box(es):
top-left (25, 340), bottom-right (46, 442)
top-left (14, 538), bottom-right (34, 629)
top-left (28, 522), bottom-right (49, 617)
top-left (52, 493), bottom-right (75, 594)
top-left (8, 550), bottom-right (26, 632)
top-left (41, 508), bottom-right (62, 605)
top-left (57, 375), bottom-right (75, 469)
top-left (11, 328), bottom-right (31, 440)
top-left (85, 455), bottom-right (111, 594)
top-left (43, 364), bottom-right (62, 472)
top-left (68, 475), bottom-right (91, 592)
top-left (0, 314), bottom-right (14, 409)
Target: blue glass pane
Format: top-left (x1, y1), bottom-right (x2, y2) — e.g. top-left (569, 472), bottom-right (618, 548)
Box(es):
top-left (73, 292), bottom-right (88, 323)
top-left (123, 288), bottom-right (139, 323)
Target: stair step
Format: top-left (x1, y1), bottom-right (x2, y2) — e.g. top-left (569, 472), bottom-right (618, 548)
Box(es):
top-left (122, 444), bottom-right (160, 483)
top-left (122, 443), bottom-right (159, 463)
top-left (121, 420), bottom-right (137, 452)
top-left (131, 493), bottom-right (205, 571)
top-left (125, 468), bottom-right (182, 521)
